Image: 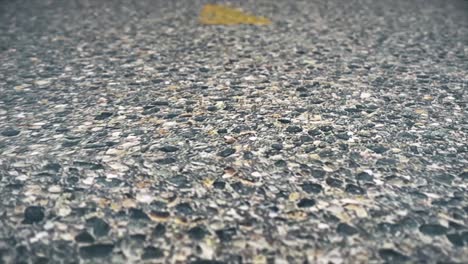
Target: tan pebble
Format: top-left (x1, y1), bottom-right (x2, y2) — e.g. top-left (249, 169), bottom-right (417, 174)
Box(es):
top-left (203, 178), bottom-right (215, 187)
top-left (222, 167), bottom-right (237, 178)
top-left (122, 198), bottom-right (137, 208)
top-left (48, 185), bottom-right (62, 193)
top-left (289, 192), bottom-right (300, 201)
top-left (57, 206), bottom-right (71, 217)
top-left (149, 211), bottom-right (170, 222)
top-left (224, 136), bottom-right (236, 144)
top-left (110, 203), bottom-right (122, 212)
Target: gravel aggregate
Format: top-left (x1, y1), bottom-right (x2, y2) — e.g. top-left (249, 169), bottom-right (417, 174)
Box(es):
top-left (1, 0), bottom-right (468, 263)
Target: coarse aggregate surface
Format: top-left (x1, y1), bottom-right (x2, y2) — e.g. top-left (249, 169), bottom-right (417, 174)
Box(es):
top-left (1, 0), bottom-right (468, 263)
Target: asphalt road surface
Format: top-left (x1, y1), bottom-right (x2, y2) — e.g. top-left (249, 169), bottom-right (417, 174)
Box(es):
top-left (1, 0), bottom-right (467, 263)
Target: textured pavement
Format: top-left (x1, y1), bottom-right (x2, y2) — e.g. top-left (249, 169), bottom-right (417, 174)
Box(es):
top-left (1, 0), bottom-right (468, 263)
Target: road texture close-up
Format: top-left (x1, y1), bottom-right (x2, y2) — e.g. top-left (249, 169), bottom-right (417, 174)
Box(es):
top-left (1, 0), bottom-right (467, 263)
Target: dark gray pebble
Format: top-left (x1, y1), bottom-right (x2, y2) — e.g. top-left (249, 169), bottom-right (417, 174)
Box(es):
top-left (1, 128), bottom-right (20, 137)
top-left (337, 223), bottom-right (358, 236)
top-left (207, 106), bottom-right (217, 111)
top-left (367, 145), bottom-right (389, 154)
top-left (175, 203), bottom-right (193, 215)
top-left (319, 125), bottom-right (333, 132)
top-left (215, 227), bottom-right (237, 242)
top-left (188, 226), bottom-right (207, 240)
top-left (213, 180), bottom-right (226, 189)
top-left (310, 169), bottom-right (326, 178)
top-left (153, 100), bottom-right (169, 106)
top-left (378, 248), bottom-right (410, 262)
top-left (86, 217), bottom-right (110, 237)
top-left (308, 129), bottom-right (321, 136)
top-left (301, 182), bottom-right (323, 193)
top-left (297, 198), bottom-right (316, 208)
top-left (94, 112), bottom-right (113, 120)
top-left (79, 244), bottom-right (114, 258)
top-left (75, 231), bottom-right (95, 243)
top-left (129, 208), bottom-right (150, 220)
top-left (446, 233), bottom-right (464, 247)
top-left (419, 224), bottom-right (448, 236)
top-left (356, 172), bottom-right (373, 181)
top-left (159, 145), bottom-right (179, 152)
top-left (218, 148), bottom-right (236, 157)
top-left (286, 126), bottom-right (303, 133)
top-left (274, 160), bottom-right (287, 167)
top-left (152, 224), bottom-right (166, 237)
top-left (142, 247), bottom-right (164, 259)
top-left (326, 177), bottom-right (342, 187)
top-left (155, 157), bottom-right (176, 164)
top-left (271, 143), bottom-right (283, 150)
top-left (24, 206), bottom-right (45, 224)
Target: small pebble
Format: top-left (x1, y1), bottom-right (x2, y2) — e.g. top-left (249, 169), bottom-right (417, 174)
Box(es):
top-left (286, 126), bottom-right (303, 133)
top-left (297, 198), bottom-right (316, 208)
top-left (1, 128), bottom-right (20, 137)
top-left (156, 157), bottom-right (176, 164)
top-left (356, 172), bottom-right (373, 181)
top-left (378, 249), bottom-right (410, 262)
top-left (142, 247), bottom-right (164, 259)
top-left (159, 145), bottom-right (179, 152)
top-left (337, 223), bottom-right (358, 236)
top-left (271, 143), bottom-right (283, 150)
top-left (419, 224), bottom-right (448, 236)
top-left (75, 231), bottom-right (95, 243)
top-left (301, 182), bottom-right (323, 193)
top-left (218, 148), bottom-right (236, 157)
top-left (94, 112), bottom-right (113, 120)
top-left (345, 184), bottom-right (366, 195)
top-left (188, 226), bottom-right (207, 240)
top-left (86, 217), bottom-right (110, 237)
top-left (48, 185), bottom-right (62, 193)
top-left (152, 224), bottom-right (166, 237)
top-left (24, 206), bottom-right (45, 224)
top-left (79, 244), bottom-right (114, 258)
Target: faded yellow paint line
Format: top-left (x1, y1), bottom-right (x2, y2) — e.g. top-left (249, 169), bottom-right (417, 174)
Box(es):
top-left (199, 4), bottom-right (271, 25)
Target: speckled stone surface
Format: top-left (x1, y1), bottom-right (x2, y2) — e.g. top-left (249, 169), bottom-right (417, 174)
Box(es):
top-left (1, 0), bottom-right (467, 263)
